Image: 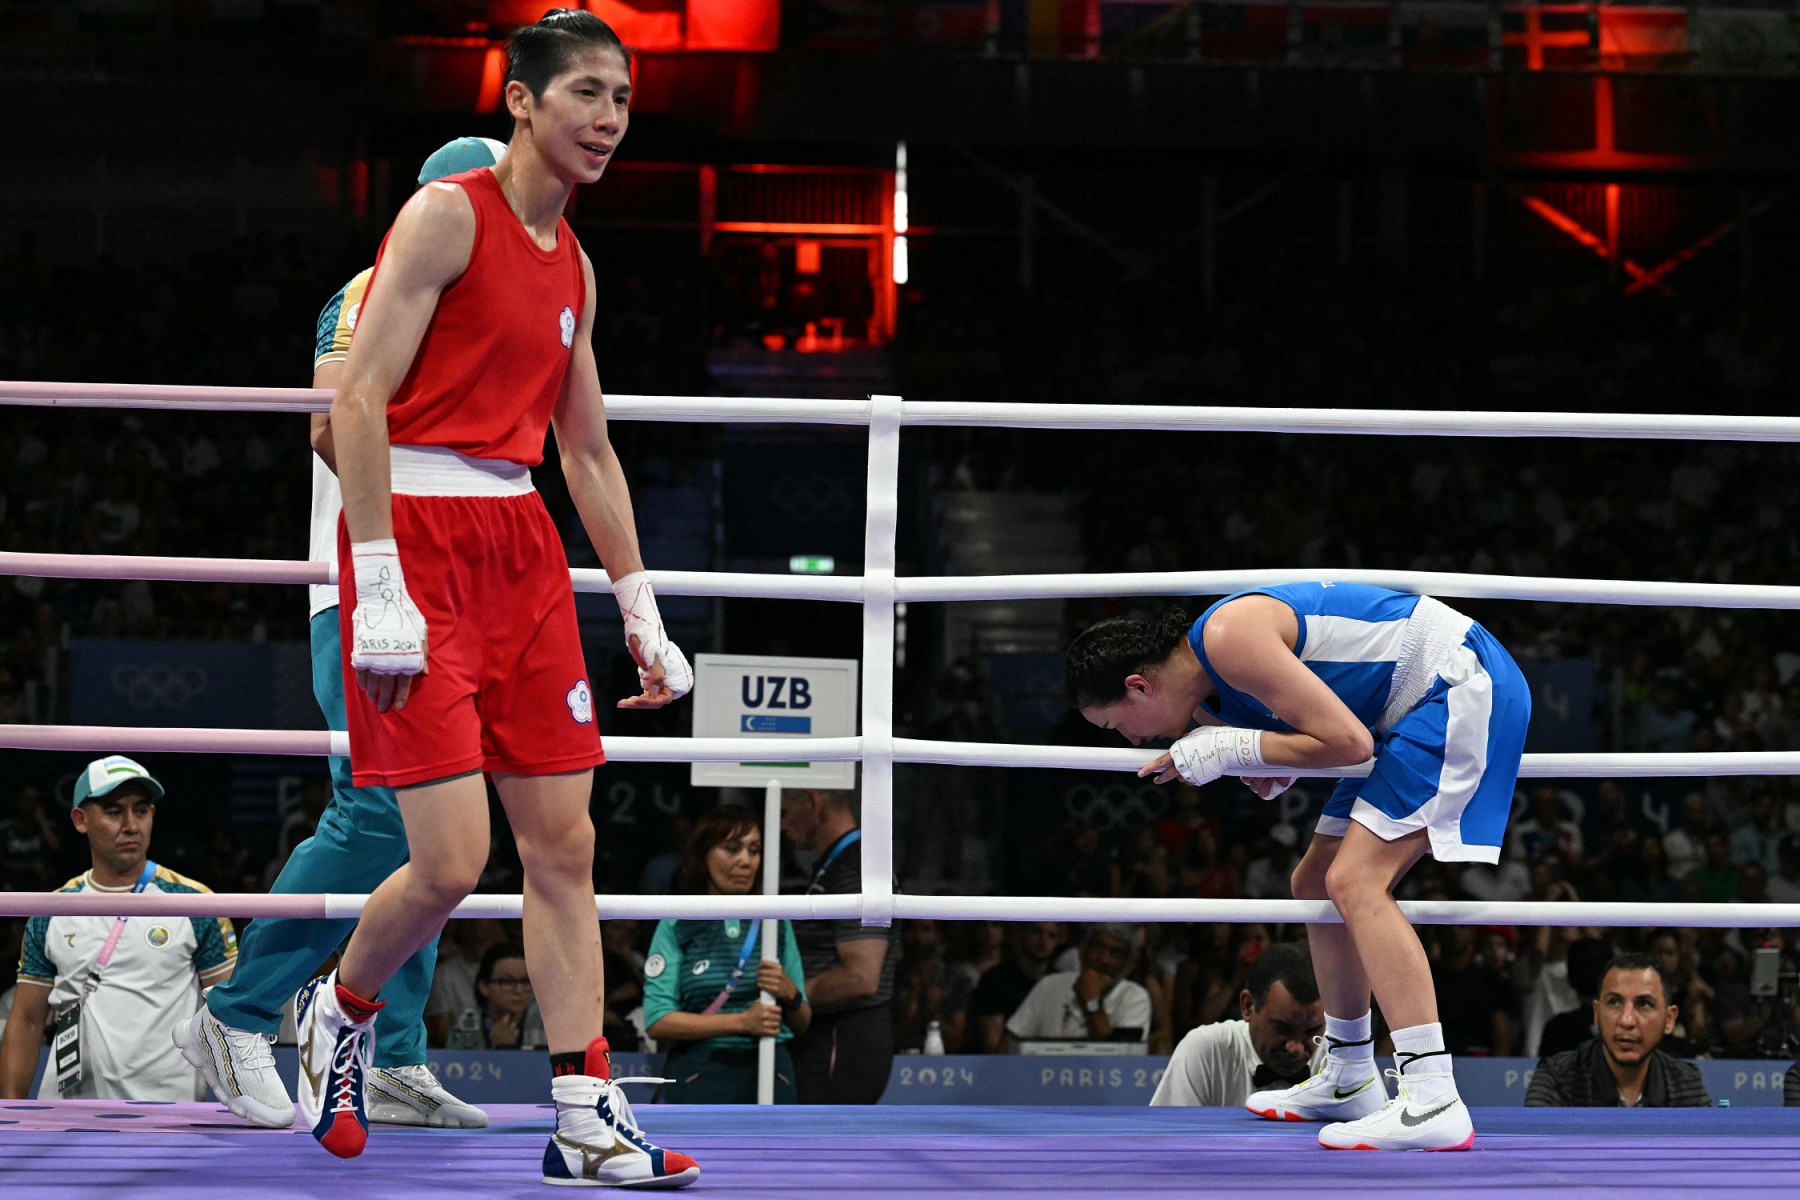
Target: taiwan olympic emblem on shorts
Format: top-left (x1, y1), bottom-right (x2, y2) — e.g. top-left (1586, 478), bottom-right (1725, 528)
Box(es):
top-left (566, 679), bottom-right (594, 724)
top-left (558, 305), bottom-right (575, 348)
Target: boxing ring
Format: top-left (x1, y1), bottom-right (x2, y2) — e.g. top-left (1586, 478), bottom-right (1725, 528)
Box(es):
top-left (3, 382), bottom-right (1800, 1197)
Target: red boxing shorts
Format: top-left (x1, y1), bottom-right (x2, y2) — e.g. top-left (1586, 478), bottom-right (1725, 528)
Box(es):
top-left (339, 487), bottom-right (604, 789)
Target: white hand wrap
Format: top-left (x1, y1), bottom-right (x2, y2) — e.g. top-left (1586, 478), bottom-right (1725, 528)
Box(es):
top-left (1256, 778), bottom-right (1296, 801)
top-left (1168, 726), bottom-right (1266, 788)
top-left (348, 538), bottom-right (427, 676)
top-left (611, 571), bottom-right (694, 699)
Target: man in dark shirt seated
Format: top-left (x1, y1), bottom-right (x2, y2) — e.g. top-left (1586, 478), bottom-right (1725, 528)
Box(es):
top-left (1525, 952), bottom-right (1711, 1108)
top-left (966, 922), bottom-right (1062, 1054)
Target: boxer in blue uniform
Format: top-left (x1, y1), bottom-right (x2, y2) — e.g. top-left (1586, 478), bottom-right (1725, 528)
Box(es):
top-left (1066, 583), bottom-right (1531, 1151)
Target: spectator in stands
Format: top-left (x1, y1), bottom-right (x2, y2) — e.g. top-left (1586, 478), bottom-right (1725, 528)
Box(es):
top-left (1687, 833), bottom-right (1741, 904)
top-left (0, 784), bottom-right (60, 892)
top-left (967, 921), bottom-right (1061, 1054)
top-left (601, 920), bottom-right (648, 1052)
top-left (1731, 792), bottom-right (1785, 874)
top-left (892, 918), bottom-right (951, 1054)
top-left (1526, 953), bottom-right (1710, 1107)
top-left (1433, 925), bottom-right (1523, 1057)
top-left (1647, 929), bottom-right (1710, 1056)
top-left (1507, 785), bottom-right (1585, 869)
top-left (1152, 942), bottom-right (1323, 1107)
top-left (1768, 836), bottom-right (1800, 905)
top-left (1620, 834), bottom-right (1680, 905)
top-left (1635, 678), bottom-right (1698, 754)
top-left (643, 804), bottom-right (809, 1102)
top-left (942, 921), bottom-right (1005, 1051)
top-left (1127, 923), bottom-right (1174, 1055)
top-left (1536, 937), bottom-right (1613, 1058)
top-left (1005, 923), bottom-right (1152, 1047)
top-left (1662, 792), bottom-right (1712, 882)
top-left (1171, 923), bottom-right (1252, 1034)
top-left (474, 942), bottom-right (546, 1052)
top-left (425, 918), bottom-right (497, 1050)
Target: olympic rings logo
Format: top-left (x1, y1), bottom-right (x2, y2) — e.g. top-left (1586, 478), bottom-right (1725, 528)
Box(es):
top-left (110, 663), bottom-right (210, 709)
top-left (768, 474), bottom-right (857, 522)
top-left (1062, 781), bottom-right (1168, 831)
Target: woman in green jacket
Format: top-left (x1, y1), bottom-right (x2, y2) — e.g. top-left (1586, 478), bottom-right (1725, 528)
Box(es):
top-left (644, 804), bottom-right (810, 1102)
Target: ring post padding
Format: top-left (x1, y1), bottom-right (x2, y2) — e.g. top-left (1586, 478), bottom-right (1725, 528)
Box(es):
top-left (857, 394), bottom-right (902, 929)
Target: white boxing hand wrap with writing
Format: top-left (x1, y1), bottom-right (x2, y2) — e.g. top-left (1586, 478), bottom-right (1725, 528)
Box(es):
top-left (349, 538), bottom-right (428, 676)
top-left (1167, 726), bottom-right (1266, 788)
top-left (611, 571), bottom-right (694, 700)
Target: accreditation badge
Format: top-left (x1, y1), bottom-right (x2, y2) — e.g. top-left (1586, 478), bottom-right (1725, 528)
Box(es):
top-left (52, 1002), bottom-right (83, 1095)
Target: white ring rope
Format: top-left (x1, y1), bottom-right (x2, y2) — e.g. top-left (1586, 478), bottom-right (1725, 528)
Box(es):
top-left (11, 381), bottom-right (1800, 442)
top-left (4, 724), bottom-right (1798, 780)
top-left (6, 552), bottom-right (1800, 612)
top-left (0, 889), bottom-right (1796, 930)
top-left (6, 382), bottom-right (1799, 931)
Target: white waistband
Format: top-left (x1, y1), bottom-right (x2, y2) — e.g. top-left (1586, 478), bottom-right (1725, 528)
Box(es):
top-left (1379, 595), bottom-right (1476, 731)
top-left (390, 445), bottom-right (534, 497)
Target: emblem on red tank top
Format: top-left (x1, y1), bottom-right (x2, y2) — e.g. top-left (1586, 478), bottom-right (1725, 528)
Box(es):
top-left (567, 679), bottom-right (594, 724)
top-left (558, 305), bottom-right (575, 349)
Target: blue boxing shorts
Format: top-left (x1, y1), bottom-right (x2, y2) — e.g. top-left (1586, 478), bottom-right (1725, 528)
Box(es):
top-left (1314, 622), bottom-right (1531, 864)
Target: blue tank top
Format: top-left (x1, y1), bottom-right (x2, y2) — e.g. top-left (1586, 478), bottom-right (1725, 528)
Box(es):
top-left (1188, 583), bottom-right (1424, 732)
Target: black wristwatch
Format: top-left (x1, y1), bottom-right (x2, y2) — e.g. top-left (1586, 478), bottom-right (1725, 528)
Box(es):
top-left (777, 992), bottom-right (802, 1013)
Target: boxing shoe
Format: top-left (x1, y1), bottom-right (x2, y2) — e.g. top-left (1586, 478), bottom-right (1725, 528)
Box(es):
top-left (294, 971), bottom-right (383, 1159)
top-left (542, 1071), bottom-right (700, 1188)
top-left (1318, 1070), bottom-right (1474, 1151)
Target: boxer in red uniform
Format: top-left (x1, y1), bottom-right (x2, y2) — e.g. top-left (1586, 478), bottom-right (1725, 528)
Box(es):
top-left (294, 10), bottom-right (699, 1187)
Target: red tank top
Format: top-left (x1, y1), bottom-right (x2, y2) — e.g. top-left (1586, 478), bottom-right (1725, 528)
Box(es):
top-left (375, 167), bottom-right (585, 467)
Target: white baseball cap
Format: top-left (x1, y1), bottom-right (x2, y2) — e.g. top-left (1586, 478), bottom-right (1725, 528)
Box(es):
top-left (71, 755), bottom-right (165, 807)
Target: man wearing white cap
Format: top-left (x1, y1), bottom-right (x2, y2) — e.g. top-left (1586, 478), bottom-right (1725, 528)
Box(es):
top-left (1, 755), bottom-right (236, 1100)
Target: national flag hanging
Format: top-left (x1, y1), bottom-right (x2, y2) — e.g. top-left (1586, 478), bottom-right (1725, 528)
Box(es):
top-left (1029, 0), bottom-right (1099, 58)
top-left (585, 0), bottom-right (686, 51)
top-left (1500, 4), bottom-right (1595, 71)
top-left (1396, 1), bottom-right (1492, 69)
top-left (1199, 0), bottom-right (1291, 63)
top-left (1597, 6), bottom-right (1687, 72)
top-left (1293, 2), bottom-right (1394, 68)
top-left (1690, 9), bottom-right (1800, 77)
top-left (687, 0), bottom-right (781, 50)
top-left (897, 1), bottom-right (991, 49)
top-left (1098, 1), bottom-right (1191, 58)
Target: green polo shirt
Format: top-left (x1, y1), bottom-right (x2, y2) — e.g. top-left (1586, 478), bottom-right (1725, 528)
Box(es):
top-left (643, 917), bottom-right (808, 1049)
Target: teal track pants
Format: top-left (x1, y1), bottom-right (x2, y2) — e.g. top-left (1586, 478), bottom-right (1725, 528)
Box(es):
top-left (205, 610), bottom-right (436, 1067)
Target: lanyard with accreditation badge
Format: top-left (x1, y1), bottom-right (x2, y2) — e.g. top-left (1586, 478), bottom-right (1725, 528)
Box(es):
top-left (55, 860), bottom-right (158, 1095)
top-left (805, 830), bottom-right (860, 895)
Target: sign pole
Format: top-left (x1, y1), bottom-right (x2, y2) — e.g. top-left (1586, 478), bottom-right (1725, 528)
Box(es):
top-left (756, 777), bottom-right (781, 1106)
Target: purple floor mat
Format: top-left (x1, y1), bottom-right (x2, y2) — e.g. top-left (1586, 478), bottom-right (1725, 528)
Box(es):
top-left (2, 1101), bottom-right (1795, 1198)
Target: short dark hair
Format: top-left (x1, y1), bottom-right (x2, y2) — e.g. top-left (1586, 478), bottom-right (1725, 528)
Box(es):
top-left (477, 941), bottom-right (527, 984)
top-left (1065, 607), bottom-right (1192, 708)
top-left (676, 803), bottom-right (761, 895)
top-left (1600, 951), bottom-right (1670, 1002)
top-left (1247, 941), bottom-right (1318, 1007)
top-left (506, 8), bottom-right (632, 100)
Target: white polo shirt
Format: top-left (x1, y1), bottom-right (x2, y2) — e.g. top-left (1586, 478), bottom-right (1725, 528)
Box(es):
top-left (1005, 970), bottom-right (1152, 1041)
top-left (19, 867), bottom-right (236, 1100)
top-left (1150, 1019), bottom-right (1325, 1106)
